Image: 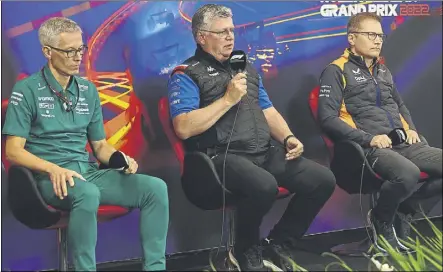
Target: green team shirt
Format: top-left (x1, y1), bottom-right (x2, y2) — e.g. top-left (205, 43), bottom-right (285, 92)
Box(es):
top-left (2, 64), bottom-right (106, 167)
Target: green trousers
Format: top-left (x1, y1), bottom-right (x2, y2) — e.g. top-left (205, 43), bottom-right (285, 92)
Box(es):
top-left (36, 162), bottom-right (169, 271)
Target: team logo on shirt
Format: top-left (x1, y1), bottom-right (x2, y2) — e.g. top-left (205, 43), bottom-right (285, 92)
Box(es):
top-left (37, 83), bottom-right (47, 91)
top-left (39, 103), bottom-right (55, 110)
top-left (75, 99), bottom-right (90, 115)
top-left (37, 97), bottom-right (56, 118)
top-left (354, 76), bottom-right (367, 83)
top-left (207, 66), bottom-right (219, 76)
top-left (319, 85), bottom-right (331, 98)
top-left (40, 112), bottom-right (55, 118)
top-left (10, 92), bottom-right (23, 105)
top-left (170, 91), bottom-right (180, 97)
top-left (40, 109), bottom-right (55, 118)
top-left (78, 84), bottom-right (89, 92)
top-left (38, 96), bottom-right (55, 101)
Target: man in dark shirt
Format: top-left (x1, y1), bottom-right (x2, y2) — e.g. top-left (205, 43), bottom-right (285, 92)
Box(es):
top-left (168, 4), bottom-right (336, 271)
top-left (318, 12), bottom-right (442, 253)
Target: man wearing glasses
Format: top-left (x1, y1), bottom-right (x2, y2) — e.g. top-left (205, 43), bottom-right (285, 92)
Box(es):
top-left (318, 12), bottom-right (442, 252)
top-left (3, 17), bottom-right (169, 271)
top-left (168, 4), bottom-right (336, 271)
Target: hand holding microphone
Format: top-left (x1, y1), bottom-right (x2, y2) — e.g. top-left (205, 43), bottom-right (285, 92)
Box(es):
top-left (370, 128), bottom-right (408, 149)
top-left (224, 73), bottom-right (247, 105)
top-left (105, 150), bottom-right (138, 174)
top-left (224, 50), bottom-right (248, 106)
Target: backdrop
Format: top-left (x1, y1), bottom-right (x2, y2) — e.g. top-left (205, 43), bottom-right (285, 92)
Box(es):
top-left (1, 1), bottom-right (442, 270)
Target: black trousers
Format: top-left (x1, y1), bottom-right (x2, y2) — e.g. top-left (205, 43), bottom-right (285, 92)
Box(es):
top-left (367, 142), bottom-right (442, 224)
top-left (210, 145), bottom-right (336, 254)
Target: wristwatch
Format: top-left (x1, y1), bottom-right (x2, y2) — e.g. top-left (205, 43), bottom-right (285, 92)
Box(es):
top-left (283, 135), bottom-right (296, 148)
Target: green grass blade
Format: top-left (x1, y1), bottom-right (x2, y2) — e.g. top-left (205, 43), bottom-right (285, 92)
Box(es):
top-left (321, 252), bottom-right (353, 271)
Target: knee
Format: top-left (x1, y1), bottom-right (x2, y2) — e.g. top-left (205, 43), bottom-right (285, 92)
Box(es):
top-left (395, 165), bottom-right (421, 193)
top-left (251, 180), bottom-right (278, 200)
top-left (311, 166), bottom-right (336, 196)
top-left (72, 185), bottom-right (100, 211)
top-left (321, 167), bottom-right (337, 192)
top-left (138, 176), bottom-right (169, 207)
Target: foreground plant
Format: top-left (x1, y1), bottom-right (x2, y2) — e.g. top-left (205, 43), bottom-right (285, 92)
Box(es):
top-left (376, 215), bottom-right (442, 271)
top-left (207, 216), bottom-right (441, 271)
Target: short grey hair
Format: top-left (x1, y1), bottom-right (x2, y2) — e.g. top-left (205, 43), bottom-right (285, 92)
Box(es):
top-left (191, 4), bottom-right (233, 42)
top-left (38, 17), bottom-right (82, 47)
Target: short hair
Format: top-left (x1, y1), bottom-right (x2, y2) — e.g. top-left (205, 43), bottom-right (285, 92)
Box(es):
top-left (347, 12), bottom-right (382, 33)
top-left (191, 4), bottom-right (233, 42)
top-left (38, 17), bottom-right (82, 47)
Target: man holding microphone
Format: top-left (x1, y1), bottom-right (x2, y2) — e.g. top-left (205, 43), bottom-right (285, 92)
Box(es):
top-left (168, 4), bottom-right (336, 271)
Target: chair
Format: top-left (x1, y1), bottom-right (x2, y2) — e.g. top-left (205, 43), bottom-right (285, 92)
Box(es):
top-left (1, 103), bottom-right (130, 271)
top-left (158, 97), bottom-right (290, 269)
top-left (308, 86), bottom-right (431, 256)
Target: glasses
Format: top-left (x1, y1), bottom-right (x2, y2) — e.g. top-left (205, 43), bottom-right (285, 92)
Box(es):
top-left (200, 28), bottom-right (235, 39)
top-left (47, 45), bottom-right (88, 58)
top-left (350, 32), bottom-right (387, 41)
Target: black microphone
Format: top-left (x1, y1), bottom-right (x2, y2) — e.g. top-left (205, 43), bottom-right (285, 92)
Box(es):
top-left (228, 50), bottom-right (248, 106)
top-left (388, 128), bottom-right (407, 146)
top-left (229, 50), bottom-right (247, 73)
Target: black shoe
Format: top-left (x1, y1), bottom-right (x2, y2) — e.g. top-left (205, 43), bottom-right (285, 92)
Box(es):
top-left (394, 211), bottom-right (413, 251)
top-left (235, 244), bottom-right (267, 271)
top-left (367, 210), bottom-right (407, 253)
top-left (262, 238), bottom-right (296, 271)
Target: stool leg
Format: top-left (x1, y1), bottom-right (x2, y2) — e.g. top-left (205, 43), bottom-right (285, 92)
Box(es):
top-left (370, 192), bottom-right (378, 210)
top-left (226, 210), bottom-right (239, 271)
top-left (57, 228), bottom-right (68, 271)
top-left (228, 210), bottom-right (235, 249)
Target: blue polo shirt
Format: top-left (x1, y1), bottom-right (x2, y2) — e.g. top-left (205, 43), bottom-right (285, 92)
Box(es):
top-left (167, 73), bottom-right (273, 118)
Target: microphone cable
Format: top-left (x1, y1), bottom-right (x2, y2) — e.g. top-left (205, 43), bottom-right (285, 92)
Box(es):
top-left (359, 136), bottom-right (405, 255)
top-left (359, 147), bottom-right (377, 253)
top-left (216, 78), bottom-right (243, 259)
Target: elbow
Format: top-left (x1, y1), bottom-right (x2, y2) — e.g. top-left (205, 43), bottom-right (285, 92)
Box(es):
top-left (318, 115), bottom-right (334, 133)
top-left (5, 145), bottom-right (18, 164)
top-left (5, 151), bottom-right (13, 163)
top-left (4, 136), bottom-right (27, 165)
top-left (174, 125), bottom-right (191, 140)
top-left (175, 130), bottom-right (188, 140)
top-left (317, 114), bottom-right (328, 127)
top-left (172, 116), bottom-right (193, 140)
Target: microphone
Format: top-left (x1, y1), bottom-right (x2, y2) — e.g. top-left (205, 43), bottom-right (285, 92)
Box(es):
top-left (229, 50), bottom-right (247, 73)
top-left (228, 50), bottom-right (248, 105)
top-left (388, 128), bottom-right (407, 146)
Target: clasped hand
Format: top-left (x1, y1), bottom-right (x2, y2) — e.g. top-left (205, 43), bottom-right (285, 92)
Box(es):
top-left (285, 137), bottom-right (304, 160)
